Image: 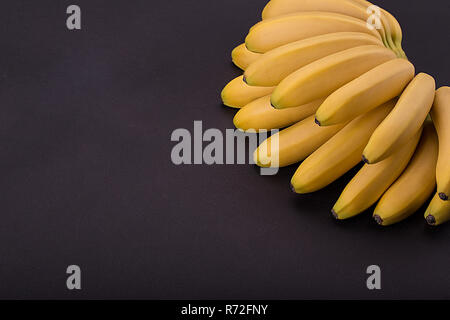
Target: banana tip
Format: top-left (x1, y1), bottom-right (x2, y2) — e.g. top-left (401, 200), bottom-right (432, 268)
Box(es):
top-left (314, 117), bottom-right (321, 126)
top-left (362, 155), bottom-right (370, 164)
top-left (331, 209), bottom-right (338, 220)
top-left (373, 215), bottom-right (383, 225)
top-left (290, 183), bottom-right (297, 194)
top-left (270, 101), bottom-right (277, 109)
top-left (426, 215), bottom-right (436, 226)
top-left (438, 193), bottom-right (448, 201)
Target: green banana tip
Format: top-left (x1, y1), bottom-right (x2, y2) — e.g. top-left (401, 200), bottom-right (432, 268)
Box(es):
top-left (270, 101), bottom-right (278, 109)
top-left (426, 215), bottom-right (436, 226)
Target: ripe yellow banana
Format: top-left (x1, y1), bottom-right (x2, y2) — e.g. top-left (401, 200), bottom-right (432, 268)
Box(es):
top-left (315, 58), bottom-right (414, 126)
top-left (244, 32), bottom-right (382, 87)
top-left (262, 0), bottom-right (369, 20)
top-left (425, 194), bottom-right (450, 226)
top-left (271, 45), bottom-right (396, 109)
top-left (351, 0), bottom-right (406, 57)
top-left (332, 127), bottom-right (422, 220)
top-left (380, 8), bottom-right (406, 58)
top-left (233, 95), bottom-right (325, 132)
top-left (254, 115), bottom-right (345, 168)
top-left (431, 86), bottom-right (450, 200)
top-left (221, 75), bottom-right (275, 108)
top-left (261, 0), bottom-right (394, 51)
top-left (231, 43), bottom-right (261, 70)
top-left (291, 100), bottom-right (394, 194)
top-left (245, 12), bottom-right (382, 53)
top-left (363, 73), bottom-right (436, 164)
top-left (373, 121), bottom-right (438, 226)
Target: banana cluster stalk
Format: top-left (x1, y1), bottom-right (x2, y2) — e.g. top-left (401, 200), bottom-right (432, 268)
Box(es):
top-left (221, 0), bottom-right (449, 227)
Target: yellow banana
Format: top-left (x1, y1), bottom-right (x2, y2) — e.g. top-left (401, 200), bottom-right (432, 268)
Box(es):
top-left (261, 0), bottom-right (406, 57)
top-left (351, 0), bottom-right (406, 57)
top-left (315, 58), bottom-right (414, 126)
top-left (425, 194), bottom-right (450, 226)
top-left (245, 12), bottom-right (382, 53)
top-left (332, 127), bottom-right (422, 220)
top-left (363, 73), bottom-right (436, 164)
top-left (231, 43), bottom-right (261, 70)
top-left (430, 86), bottom-right (450, 200)
top-left (261, 0), bottom-right (392, 49)
top-left (380, 8), bottom-right (406, 58)
top-left (233, 95), bottom-right (325, 132)
top-left (244, 32), bottom-right (382, 87)
top-left (271, 45), bottom-right (396, 109)
top-left (373, 121), bottom-right (438, 226)
top-left (262, 0), bottom-right (369, 20)
top-left (221, 75), bottom-right (274, 108)
top-left (291, 100), bottom-right (394, 194)
top-left (254, 115), bottom-right (345, 168)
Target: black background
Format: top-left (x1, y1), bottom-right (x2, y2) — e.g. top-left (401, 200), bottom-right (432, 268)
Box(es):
top-left (0, 0), bottom-right (448, 299)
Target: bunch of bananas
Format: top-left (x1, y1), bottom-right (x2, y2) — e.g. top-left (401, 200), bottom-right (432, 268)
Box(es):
top-left (221, 0), bottom-right (450, 226)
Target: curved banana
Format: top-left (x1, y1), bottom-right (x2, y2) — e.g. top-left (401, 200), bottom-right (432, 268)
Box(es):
top-left (271, 45), bottom-right (396, 109)
top-left (380, 8), bottom-right (406, 58)
top-left (315, 58), bottom-right (414, 126)
top-left (231, 43), bottom-right (261, 70)
top-left (430, 86), bottom-right (450, 200)
top-left (262, 0), bottom-right (369, 21)
top-left (245, 12), bottom-right (382, 53)
top-left (254, 115), bottom-right (345, 168)
top-left (373, 121), bottom-right (438, 226)
top-left (291, 100), bottom-right (394, 194)
top-left (221, 75), bottom-right (275, 108)
top-left (332, 127), bottom-right (422, 220)
top-left (425, 194), bottom-right (450, 226)
top-left (244, 32), bottom-right (382, 87)
top-left (262, 0), bottom-right (390, 48)
top-left (233, 95), bottom-right (325, 132)
top-left (351, 0), bottom-right (406, 57)
top-left (363, 73), bottom-right (436, 164)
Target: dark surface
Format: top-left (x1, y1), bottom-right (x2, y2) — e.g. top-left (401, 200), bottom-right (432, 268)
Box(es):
top-left (0, 0), bottom-right (449, 299)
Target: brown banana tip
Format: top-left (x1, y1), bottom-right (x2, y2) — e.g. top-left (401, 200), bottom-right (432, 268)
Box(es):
top-left (438, 193), bottom-right (448, 201)
top-left (373, 215), bottom-right (383, 225)
top-left (331, 209), bottom-right (338, 220)
top-left (426, 215), bottom-right (436, 226)
top-left (290, 183), bottom-right (297, 193)
top-left (242, 75), bottom-right (247, 84)
top-left (314, 117), bottom-right (321, 126)
top-left (362, 155), bottom-right (370, 164)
